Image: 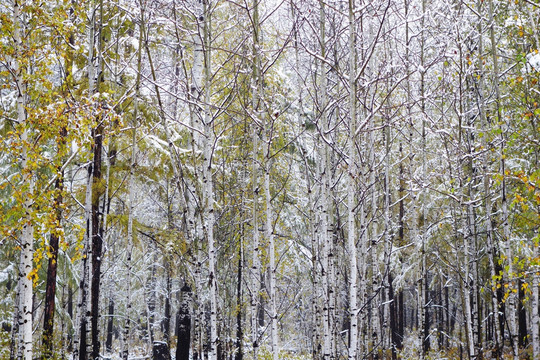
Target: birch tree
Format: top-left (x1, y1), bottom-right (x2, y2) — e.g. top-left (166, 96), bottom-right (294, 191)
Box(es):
top-left (13, 1), bottom-right (33, 358)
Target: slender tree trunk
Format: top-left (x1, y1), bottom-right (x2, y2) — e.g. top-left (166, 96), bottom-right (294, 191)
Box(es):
top-left (264, 95), bottom-right (278, 360)
top-left (177, 285), bottom-right (192, 360)
top-left (250, 1), bottom-right (262, 357)
top-left (121, 11), bottom-right (142, 359)
top-left (105, 295), bottom-right (114, 353)
top-left (317, 2), bottom-right (331, 359)
top-left (526, 14), bottom-right (540, 355)
top-left (518, 279), bottom-right (527, 347)
top-left (235, 231), bottom-right (244, 360)
top-left (90, 120), bottom-right (104, 360)
top-left (247, 1), bottom-right (279, 356)
top-left (533, 246), bottom-right (540, 358)
top-left (485, 2), bottom-right (507, 358)
top-left (42, 166), bottom-right (65, 359)
top-left (196, 3), bottom-right (218, 359)
top-left (73, 11), bottom-right (99, 347)
top-left (10, 280), bottom-right (20, 360)
top-left (148, 248), bottom-right (157, 347)
top-left (250, 119), bottom-right (261, 359)
top-left (389, 273), bottom-right (398, 360)
top-left (475, 2), bottom-right (503, 356)
top-left (419, 0), bottom-right (428, 355)
top-left (72, 158), bottom-right (92, 360)
top-left (13, 1), bottom-right (33, 358)
top-left (503, 162), bottom-right (518, 359)
top-left (461, 115), bottom-right (476, 360)
top-left (164, 256), bottom-right (172, 347)
top-left (400, 1), bottom-right (410, 354)
top-left (347, 1), bottom-right (358, 359)
top-left (104, 153), bottom-right (117, 356)
top-left (383, 118), bottom-right (393, 359)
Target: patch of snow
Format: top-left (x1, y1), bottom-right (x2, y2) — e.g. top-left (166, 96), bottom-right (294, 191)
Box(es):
top-left (0, 264), bottom-right (14, 283)
top-left (145, 134), bottom-right (170, 156)
top-left (505, 17), bottom-right (523, 28)
top-left (130, 36), bottom-right (139, 51)
top-left (527, 53), bottom-right (540, 72)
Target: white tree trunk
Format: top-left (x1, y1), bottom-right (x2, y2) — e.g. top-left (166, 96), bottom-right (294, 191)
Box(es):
top-left (199, 2), bottom-right (217, 359)
top-left (13, 2), bottom-right (33, 359)
top-left (419, 0), bottom-right (427, 356)
top-left (264, 136), bottom-right (278, 360)
top-left (347, 1), bottom-right (358, 359)
top-left (367, 125), bottom-right (381, 355)
top-left (317, 3), bottom-right (331, 358)
top-left (463, 207), bottom-right (476, 358)
top-left (250, 118), bottom-right (261, 359)
top-left (203, 118), bottom-right (217, 360)
top-left (121, 17), bottom-right (141, 359)
top-left (251, 0), bottom-right (262, 357)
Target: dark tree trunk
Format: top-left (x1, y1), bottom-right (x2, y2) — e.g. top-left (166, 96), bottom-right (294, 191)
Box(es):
top-left (90, 121), bottom-right (104, 360)
top-left (423, 272), bottom-right (430, 354)
top-left (495, 256), bottom-right (505, 345)
top-left (258, 273), bottom-right (265, 329)
top-left (398, 290), bottom-right (404, 350)
top-left (445, 285), bottom-right (449, 349)
top-left (487, 303), bottom-right (492, 343)
top-left (163, 258), bottom-right (171, 346)
top-left (176, 284), bottom-right (192, 360)
top-left (105, 298), bottom-right (114, 352)
top-left (41, 233), bottom-right (59, 356)
top-left (476, 282), bottom-right (483, 360)
top-left (518, 278), bottom-right (528, 347)
top-left (42, 168), bottom-right (64, 359)
top-left (438, 284), bottom-right (443, 349)
top-left (217, 337), bottom-right (223, 360)
top-left (67, 286), bottom-right (73, 352)
top-left (413, 302), bottom-right (417, 330)
top-left (153, 342), bottom-right (171, 360)
top-left (80, 317), bottom-right (88, 360)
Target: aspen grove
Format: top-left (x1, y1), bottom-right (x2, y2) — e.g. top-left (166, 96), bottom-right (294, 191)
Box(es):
top-left (1, 0), bottom-right (540, 359)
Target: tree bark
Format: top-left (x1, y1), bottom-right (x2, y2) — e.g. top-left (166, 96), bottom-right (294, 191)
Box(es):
top-left (518, 279), bottom-right (527, 347)
top-left (105, 297), bottom-right (114, 353)
top-left (533, 254), bottom-right (540, 358)
top-left (317, 2), bottom-right (331, 359)
top-left (235, 235), bottom-right (243, 360)
top-left (42, 169), bottom-right (64, 359)
top-left (13, 1), bottom-right (33, 358)
top-left (346, 2), bottom-right (358, 359)
top-left (250, 1), bottom-right (262, 358)
top-left (176, 285), bottom-right (192, 360)
top-left (121, 8), bottom-right (142, 359)
top-left (163, 257), bottom-right (172, 346)
top-left (195, 2), bottom-right (218, 359)
top-left (90, 120), bottom-right (104, 360)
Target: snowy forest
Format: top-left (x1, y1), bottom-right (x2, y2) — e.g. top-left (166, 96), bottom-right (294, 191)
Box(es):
top-left (1, 0), bottom-right (540, 359)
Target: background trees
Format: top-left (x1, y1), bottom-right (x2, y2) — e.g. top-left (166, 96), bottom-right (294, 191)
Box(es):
top-left (1, 0), bottom-right (540, 359)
